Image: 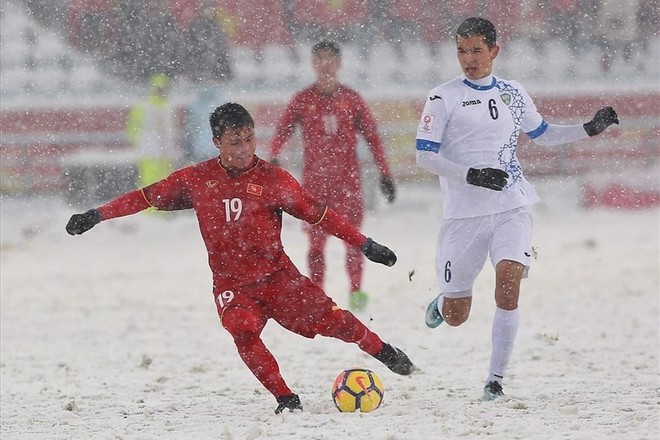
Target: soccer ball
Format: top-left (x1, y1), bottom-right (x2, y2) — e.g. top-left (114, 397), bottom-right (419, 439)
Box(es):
top-left (331, 368), bottom-right (384, 413)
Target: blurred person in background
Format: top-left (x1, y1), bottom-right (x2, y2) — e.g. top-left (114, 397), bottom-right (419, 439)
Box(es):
top-left (112, 0), bottom-right (180, 80)
top-left (66, 102), bottom-right (413, 415)
top-left (597, 0), bottom-right (640, 71)
top-left (183, 0), bottom-right (232, 83)
top-left (113, 0), bottom-right (143, 79)
top-left (268, 41), bottom-right (396, 312)
top-left (546, 0), bottom-right (582, 54)
top-left (126, 73), bottom-right (182, 188)
top-left (636, 0), bottom-right (660, 60)
top-left (417, 17), bottom-right (619, 401)
top-left (181, 0), bottom-right (232, 163)
top-left (134, 0), bottom-right (181, 79)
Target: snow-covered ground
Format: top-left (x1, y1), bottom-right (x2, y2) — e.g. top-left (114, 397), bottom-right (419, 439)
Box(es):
top-left (1, 176), bottom-right (658, 440)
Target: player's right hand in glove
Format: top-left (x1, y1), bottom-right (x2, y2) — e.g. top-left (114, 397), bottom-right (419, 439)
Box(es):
top-left (466, 167), bottom-right (509, 191)
top-left (583, 106), bottom-right (619, 136)
top-left (361, 238), bottom-right (397, 267)
top-left (66, 209), bottom-right (102, 235)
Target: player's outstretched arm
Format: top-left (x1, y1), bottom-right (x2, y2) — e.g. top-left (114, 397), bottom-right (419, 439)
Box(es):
top-left (361, 238), bottom-right (397, 267)
top-left (305, 204), bottom-right (397, 267)
top-left (66, 209), bottom-right (102, 235)
top-left (66, 189), bottom-right (154, 236)
top-left (583, 106), bottom-right (619, 136)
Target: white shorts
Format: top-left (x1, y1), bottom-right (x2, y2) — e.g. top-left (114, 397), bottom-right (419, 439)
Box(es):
top-left (435, 206), bottom-right (533, 298)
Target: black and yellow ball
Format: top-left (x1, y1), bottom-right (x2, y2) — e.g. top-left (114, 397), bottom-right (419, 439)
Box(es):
top-left (331, 368), bottom-right (384, 413)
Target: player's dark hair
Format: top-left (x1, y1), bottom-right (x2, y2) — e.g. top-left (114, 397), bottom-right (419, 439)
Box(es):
top-left (312, 41), bottom-right (341, 57)
top-left (209, 102), bottom-right (254, 138)
top-left (456, 17), bottom-right (497, 48)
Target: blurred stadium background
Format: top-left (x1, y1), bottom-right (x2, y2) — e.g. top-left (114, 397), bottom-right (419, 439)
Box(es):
top-left (1, 0), bottom-right (658, 208)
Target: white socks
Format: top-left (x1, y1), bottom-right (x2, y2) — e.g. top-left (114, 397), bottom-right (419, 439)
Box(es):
top-left (487, 307), bottom-right (520, 384)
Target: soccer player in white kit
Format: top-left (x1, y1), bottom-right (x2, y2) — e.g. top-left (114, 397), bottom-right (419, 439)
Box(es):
top-left (416, 17), bottom-right (619, 401)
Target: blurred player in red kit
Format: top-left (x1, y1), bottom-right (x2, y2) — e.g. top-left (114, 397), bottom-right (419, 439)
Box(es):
top-left (66, 102), bottom-right (413, 415)
top-left (269, 41), bottom-right (396, 312)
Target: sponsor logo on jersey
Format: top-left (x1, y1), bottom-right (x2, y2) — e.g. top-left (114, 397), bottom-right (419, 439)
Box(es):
top-left (206, 180), bottom-right (219, 188)
top-left (419, 114), bottom-right (434, 134)
top-left (500, 93), bottom-right (512, 106)
top-left (461, 99), bottom-right (481, 107)
top-left (247, 183), bottom-right (263, 196)
top-left (429, 95), bottom-right (442, 101)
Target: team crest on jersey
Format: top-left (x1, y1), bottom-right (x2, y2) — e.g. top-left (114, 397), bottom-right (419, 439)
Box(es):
top-left (206, 180), bottom-right (219, 188)
top-left (247, 183), bottom-right (263, 196)
top-left (419, 114), bottom-right (434, 134)
top-left (500, 93), bottom-right (512, 106)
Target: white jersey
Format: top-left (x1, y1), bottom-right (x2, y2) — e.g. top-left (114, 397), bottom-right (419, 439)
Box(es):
top-left (416, 74), bottom-right (546, 219)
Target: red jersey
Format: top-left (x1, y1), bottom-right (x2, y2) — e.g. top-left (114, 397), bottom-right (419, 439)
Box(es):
top-left (96, 156), bottom-right (366, 289)
top-left (269, 85), bottom-right (391, 203)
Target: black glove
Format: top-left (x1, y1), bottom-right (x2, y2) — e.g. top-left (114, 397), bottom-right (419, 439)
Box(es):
top-left (361, 238), bottom-right (397, 267)
top-left (466, 168), bottom-right (509, 191)
top-left (379, 175), bottom-right (396, 203)
top-left (583, 106), bottom-right (619, 136)
top-left (66, 209), bottom-right (102, 235)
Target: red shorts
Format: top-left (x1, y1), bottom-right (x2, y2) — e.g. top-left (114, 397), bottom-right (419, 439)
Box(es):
top-left (213, 264), bottom-right (338, 339)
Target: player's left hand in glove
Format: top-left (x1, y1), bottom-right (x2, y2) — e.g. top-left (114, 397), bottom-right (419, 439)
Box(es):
top-left (66, 209), bottom-right (102, 235)
top-left (466, 167), bottom-right (509, 191)
top-left (379, 175), bottom-right (396, 203)
top-left (361, 238), bottom-right (397, 266)
top-left (583, 106), bottom-right (619, 136)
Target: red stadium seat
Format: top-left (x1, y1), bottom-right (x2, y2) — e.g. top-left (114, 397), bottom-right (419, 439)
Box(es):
top-left (219, 0), bottom-right (293, 49)
top-left (293, 0), bottom-right (369, 28)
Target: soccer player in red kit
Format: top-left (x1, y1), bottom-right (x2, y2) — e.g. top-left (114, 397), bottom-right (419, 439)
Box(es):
top-left (66, 102), bottom-right (413, 415)
top-left (269, 41), bottom-right (396, 312)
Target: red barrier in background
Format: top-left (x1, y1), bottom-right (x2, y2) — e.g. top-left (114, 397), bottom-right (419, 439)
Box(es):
top-left (1, 93), bottom-right (658, 197)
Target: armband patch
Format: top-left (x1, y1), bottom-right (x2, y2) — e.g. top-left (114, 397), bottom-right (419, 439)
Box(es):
top-left (526, 120), bottom-right (548, 139)
top-left (418, 113), bottom-right (435, 134)
top-left (416, 139), bottom-right (441, 153)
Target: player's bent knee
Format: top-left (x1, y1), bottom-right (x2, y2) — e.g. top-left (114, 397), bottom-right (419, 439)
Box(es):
top-left (222, 307), bottom-right (261, 341)
top-left (316, 307), bottom-right (353, 337)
